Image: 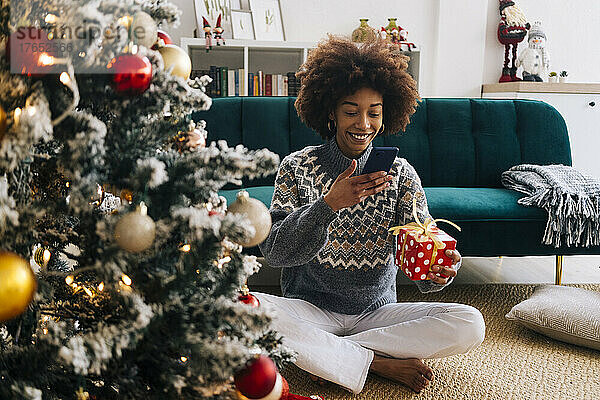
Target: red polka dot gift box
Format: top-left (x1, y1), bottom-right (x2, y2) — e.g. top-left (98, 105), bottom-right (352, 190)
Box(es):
top-left (389, 199), bottom-right (461, 281)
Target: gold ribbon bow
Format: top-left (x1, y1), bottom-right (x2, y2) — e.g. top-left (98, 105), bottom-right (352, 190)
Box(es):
top-left (389, 197), bottom-right (461, 273)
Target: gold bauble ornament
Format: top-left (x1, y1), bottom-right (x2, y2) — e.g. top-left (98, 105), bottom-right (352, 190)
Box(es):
top-left (131, 11), bottom-right (158, 48)
top-left (158, 44), bottom-right (192, 80)
top-left (114, 202), bottom-right (156, 252)
top-left (33, 246), bottom-right (51, 268)
top-left (0, 251), bottom-right (37, 323)
top-left (227, 190), bottom-right (272, 247)
top-left (0, 104), bottom-right (7, 140)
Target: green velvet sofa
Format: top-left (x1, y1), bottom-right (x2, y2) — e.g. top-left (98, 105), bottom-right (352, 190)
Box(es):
top-left (192, 97), bottom-right (600, 285)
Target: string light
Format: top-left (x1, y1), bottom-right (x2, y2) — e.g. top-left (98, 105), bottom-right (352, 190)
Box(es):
top-left (121, 274), bottom-right (132, 286)
top-left (45, 14), bottom-right (58, 23)
top-left (60, 72), bottom-right (71, 85)
top-left (97, 282), bottom-right (104, 291)
top-left (83, 287), bottom-right (94, 298)
top-left (38, 53), bottom-right (55, 66)
top-left (118, 16), bottom-right (132, 28)
top-left (65, 182), bottom-right (70, 188)
top-left (179, 244), bottom-right (191, 252)
top-left (42, 249), bottom-right (51, 265)
top-left (14, 107), bottom-right (21, 124)
top-left (180, 356), bottom-right (188, 363)
top-left (65, 275), bottom-right (74, 285)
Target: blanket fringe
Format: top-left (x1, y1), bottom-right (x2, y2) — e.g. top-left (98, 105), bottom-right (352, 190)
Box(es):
top-left (505, 165), bottom-right (600, 248)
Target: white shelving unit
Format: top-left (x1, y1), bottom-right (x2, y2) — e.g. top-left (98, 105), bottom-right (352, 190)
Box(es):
top-left (181, 37), bottom-right (314, 96)
top-left (180, 37), bottom-right (421, 96)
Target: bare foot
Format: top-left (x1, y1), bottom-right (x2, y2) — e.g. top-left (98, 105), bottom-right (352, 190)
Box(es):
top-left (369, 355), bottom-right (433, 393)
top-left (308, 373), bottom-right (327, 386)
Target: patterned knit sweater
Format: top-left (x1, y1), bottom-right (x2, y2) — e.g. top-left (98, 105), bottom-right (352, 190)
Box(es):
top-left (259, 139), bottom-right (456, 315)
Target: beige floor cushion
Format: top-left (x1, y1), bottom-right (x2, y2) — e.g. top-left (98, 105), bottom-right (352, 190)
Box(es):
top-left (506, 284), bottom-right (600, 351)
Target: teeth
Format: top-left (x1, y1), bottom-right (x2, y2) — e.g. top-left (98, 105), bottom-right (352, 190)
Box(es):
top-left (349, 132), bottom-right (370, 140)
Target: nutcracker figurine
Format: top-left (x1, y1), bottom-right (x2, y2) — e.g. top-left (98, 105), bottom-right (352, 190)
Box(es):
top-left (213, 14), bottom-right (226, 46)
top-left (202, 16), bottom-right (212, 52)
top-left (497, 0), bottom-right (530, 82)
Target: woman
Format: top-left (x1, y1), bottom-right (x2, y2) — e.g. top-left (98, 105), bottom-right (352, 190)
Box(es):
top-left (257, 36), bottom-right (485, 394)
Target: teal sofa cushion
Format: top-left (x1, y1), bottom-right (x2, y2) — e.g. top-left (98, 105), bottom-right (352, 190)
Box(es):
top-left (424, 188), bottom-right (546, 221)
top-left (221, 187), bottom-right (547, 222)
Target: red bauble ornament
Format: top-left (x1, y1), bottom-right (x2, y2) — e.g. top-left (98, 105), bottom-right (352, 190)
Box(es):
top-left (151, 30), bottom-right (173, 50)
top-left (107, 53), bottom-right (152, 96)
top-left (7, 27), bottom-right (60, 76)
top-left (234, 355), bottom-right (278, 399)
top-left (238, 292), bottom-right (260, 308)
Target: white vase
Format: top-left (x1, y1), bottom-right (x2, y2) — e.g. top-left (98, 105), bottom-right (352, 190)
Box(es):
top-left (549, 76), bottom-right (558, 83)
top-left (559, 77), bottom-right (567, 83)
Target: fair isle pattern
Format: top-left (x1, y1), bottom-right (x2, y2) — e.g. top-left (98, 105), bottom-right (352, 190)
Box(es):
top-left (271, 145), bottom-right (330, 212)
top-left (271, 147), bottom-right (430, 271)
top-left (316, 160), bottom-right (399, 271)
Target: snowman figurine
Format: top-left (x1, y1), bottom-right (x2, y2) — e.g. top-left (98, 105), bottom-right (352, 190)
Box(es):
top-left (516, 21), bottom-right (550, 82)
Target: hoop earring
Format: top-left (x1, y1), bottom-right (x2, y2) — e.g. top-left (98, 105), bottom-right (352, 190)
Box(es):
top-left (328, 119), bottom-right (336, 133)
top-left (378, 124), bottom-right (385, 135)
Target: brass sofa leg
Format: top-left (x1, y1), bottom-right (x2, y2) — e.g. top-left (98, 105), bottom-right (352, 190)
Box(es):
top-left (555, 255), bottom-right (563, 285)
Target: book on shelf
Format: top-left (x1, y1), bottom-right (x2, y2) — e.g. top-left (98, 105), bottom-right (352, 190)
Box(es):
top-left (265, 74), bottom-right (272, 96)
top-left (228, 69), bottom-right (235, 97)
top-left (248, 73), bottom-right (254, 96)
top-left (220, 67), bottom-right (228, 97)
top-left (193, 66), bottom-right (300, 97)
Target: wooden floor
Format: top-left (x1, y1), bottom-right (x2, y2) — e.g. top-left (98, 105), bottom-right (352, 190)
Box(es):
top-left (409, 255), bottom-right (600, 285)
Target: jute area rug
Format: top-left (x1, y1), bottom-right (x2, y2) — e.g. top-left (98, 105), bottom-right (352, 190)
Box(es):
top-left (278, 284), bottom-right (600, 400)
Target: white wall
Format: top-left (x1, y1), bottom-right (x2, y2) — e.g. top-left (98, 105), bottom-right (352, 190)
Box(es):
top-left (168, 0), bottom-right (600, 97)
top-left (483, 0), bottom-right (600, 85)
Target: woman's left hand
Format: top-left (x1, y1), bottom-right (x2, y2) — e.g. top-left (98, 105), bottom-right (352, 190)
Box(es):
top-left (427, 249), bottom-right (461, 284)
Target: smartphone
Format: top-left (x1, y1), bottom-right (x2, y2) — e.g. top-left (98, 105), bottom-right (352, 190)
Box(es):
top-left (362, 147), bottom-right (399, 175)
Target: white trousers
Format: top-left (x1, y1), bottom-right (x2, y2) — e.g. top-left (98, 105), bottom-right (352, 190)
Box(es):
top-left (254, 292), bottom-right (486, 394)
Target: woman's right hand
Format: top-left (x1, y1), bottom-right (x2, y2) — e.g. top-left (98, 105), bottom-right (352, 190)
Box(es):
top-left (323, 160), bottom-right (393, 212)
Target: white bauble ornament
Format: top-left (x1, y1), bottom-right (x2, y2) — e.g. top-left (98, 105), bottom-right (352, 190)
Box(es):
top-left (131, 11), bottom-right (158, 48)
top-left (114, 202), bottom-right (156, 252)
top-left (227, 190), bottom-right (271, 248)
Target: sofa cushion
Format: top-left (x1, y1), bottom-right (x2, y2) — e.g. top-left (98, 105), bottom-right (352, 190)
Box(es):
top-left (424, 187), bottom-right (546, 221)
top-left (220, 187), bottom-right (598, 256)
top-left (221, 187), bottom-right (546, 221)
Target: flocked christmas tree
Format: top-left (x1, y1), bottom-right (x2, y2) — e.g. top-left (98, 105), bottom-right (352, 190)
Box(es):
top-left (0, 1), bottom-right (307, 398)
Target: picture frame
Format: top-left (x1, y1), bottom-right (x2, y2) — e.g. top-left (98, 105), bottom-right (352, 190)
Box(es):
top-left (193, 0), bottom-right (233, 40)
top-left (231, 10), bottom-right (255, 40)
top-left (249, 0), bottom-right (285, 41)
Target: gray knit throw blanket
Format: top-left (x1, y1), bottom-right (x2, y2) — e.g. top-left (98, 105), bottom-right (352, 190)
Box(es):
top-left (501, 164), bottom-right (600, 247)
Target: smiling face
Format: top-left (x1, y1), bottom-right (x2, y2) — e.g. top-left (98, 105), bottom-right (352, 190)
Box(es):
top-left (331, 87), bottom-right (384, 158)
